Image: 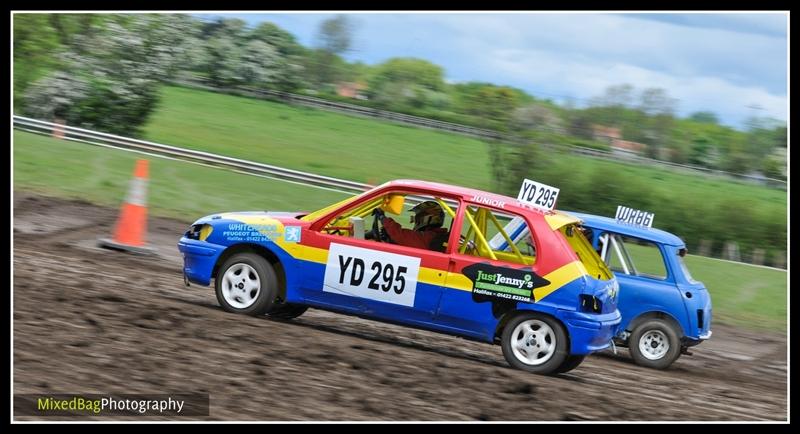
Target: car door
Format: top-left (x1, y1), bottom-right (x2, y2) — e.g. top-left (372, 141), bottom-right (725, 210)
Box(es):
top-left (436, 204), bottom-right (548, 341)
top-left (597, 232), bottom-right (683, 330)
top-left (298, 191), bottom-right (451, 325)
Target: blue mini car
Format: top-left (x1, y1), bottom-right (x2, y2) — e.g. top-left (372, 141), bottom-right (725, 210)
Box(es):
top-left (493, 210), bottom-right (712, 369)
top-left (569, 212), bottom-right (712, 369)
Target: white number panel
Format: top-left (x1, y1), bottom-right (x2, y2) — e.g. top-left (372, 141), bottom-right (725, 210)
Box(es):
top-left (517, 178), bottom-right (560, 211)
top-left (323, 243), bottom-right (421, 307)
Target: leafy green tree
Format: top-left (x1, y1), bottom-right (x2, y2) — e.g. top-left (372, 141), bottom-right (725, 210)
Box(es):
top-left (688, 111), bottom-right (719, 124)
top-left (367, 58), bottom-right (447, 110)
top-left (316, 15), bottom-right (353, 55)
top-left (451, 82), bottom-right (522, 130)
top-left (14, 14), bottom-right (61, 109)
top-left (688, 136), bottom-right (712, 167)
top-left (565, 110), bottom-right (595, 140)
top-left (250, 22), bottom-right (304, 56)
top-left (204, 35), bottom-right (243, 87)
top-left (310, 15), bottom-right (354, 87)
top-left (237, 40), bottom-right (280, 88)
top-left (761, 155), bottom-right (784, 180)
top-left (22, 14), bottom-right (196, 136)
top-left (510, 104), bottom-right (564, 134)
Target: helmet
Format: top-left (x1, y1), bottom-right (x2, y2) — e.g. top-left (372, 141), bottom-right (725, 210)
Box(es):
top-left (410, 201), bottom-right (444, 231)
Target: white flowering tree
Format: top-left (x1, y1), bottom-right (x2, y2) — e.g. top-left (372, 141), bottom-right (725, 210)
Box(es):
top-left (21, 14), bottom-right (197, 136)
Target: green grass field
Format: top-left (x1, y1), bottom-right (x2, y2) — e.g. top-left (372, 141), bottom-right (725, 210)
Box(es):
top-left (143, 86), bottom-right (787, 212)
top-left (620, 243), bottom-right (786, 330)
top-left (143, 86), bottom-right (493, 189)
top-left (14, 130), bottom-right (786, 331)
top-left (13, 131), bottom-right (350, 219)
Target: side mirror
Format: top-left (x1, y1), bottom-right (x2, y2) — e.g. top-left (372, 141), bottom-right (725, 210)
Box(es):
top-left (380, 194), bottom-right (405, 215)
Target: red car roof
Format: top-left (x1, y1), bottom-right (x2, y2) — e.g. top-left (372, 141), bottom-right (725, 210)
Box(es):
top-left (383, 179), bottom-right (553, 217)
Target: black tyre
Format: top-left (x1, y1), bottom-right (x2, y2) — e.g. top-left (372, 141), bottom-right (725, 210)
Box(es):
top-left (501, 313), bottom-right (569, 375)
top-left (215, 253), bottom-right (278, 316)
top-left (553, 355), bottom-right (586, 374)
top-left (628, 319), bottom-right (682, 369)
top-left (267, 303), bottom-right (308, 320)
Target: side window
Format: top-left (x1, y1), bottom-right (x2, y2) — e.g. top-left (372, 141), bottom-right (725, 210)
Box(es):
top-left (602, 233), bottom-right (667, 279)
top-left (458, 205), bottom-right (536, 266)
top-left (320, 195), bottom-right (385, 238)
top-left (319, 192), bottom-right (457, 253)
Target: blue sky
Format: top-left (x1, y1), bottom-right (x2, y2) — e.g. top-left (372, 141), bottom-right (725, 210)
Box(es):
top-left (195, 12), bottom-right (788, 129)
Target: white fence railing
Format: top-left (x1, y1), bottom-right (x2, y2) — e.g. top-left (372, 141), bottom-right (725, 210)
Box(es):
top-left (172, 78), bottom-right (786, 188)
top-left (14, 115), bottom-right (786, 269)
top-left (12, 115), bottom-right (456, 207)
top-left (171, 78), bottom-right (505, 141)
top-left (14, 115), bottom-right (372, 195)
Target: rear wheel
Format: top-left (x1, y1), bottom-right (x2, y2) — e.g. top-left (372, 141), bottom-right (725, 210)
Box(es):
top-left (628, 319), bottom-right (682, 369)
top-left (215, 253), bottom-right (277, 316)
top-left (501, 313), bottom-right (568, 375)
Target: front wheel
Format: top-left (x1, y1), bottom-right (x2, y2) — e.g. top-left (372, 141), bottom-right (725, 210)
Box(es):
top-left (501, 313), bottom-right (569, 375)
top-left (267, 303), bottom-right (308, 320)
top-left (215, 253), bottom-right (278, 316)
top-left (628, 319), bottom-right (682, 369)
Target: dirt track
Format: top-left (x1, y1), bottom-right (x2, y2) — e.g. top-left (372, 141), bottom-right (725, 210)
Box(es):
top-left (12, 192), bottom-right (788, 421)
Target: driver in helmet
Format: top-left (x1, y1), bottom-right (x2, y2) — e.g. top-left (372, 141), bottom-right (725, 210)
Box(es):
top-left (374, 201), bottom-right (449, 252)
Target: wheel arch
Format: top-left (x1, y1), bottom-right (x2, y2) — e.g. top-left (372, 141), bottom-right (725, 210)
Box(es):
top-left (627, 311), bottom-right (684, 338)
top-left (213, 243), bottom-right (287, 300)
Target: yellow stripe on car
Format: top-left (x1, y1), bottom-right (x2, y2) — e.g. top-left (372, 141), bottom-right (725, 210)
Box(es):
top-left (221, 214), bottom-right (585, 301)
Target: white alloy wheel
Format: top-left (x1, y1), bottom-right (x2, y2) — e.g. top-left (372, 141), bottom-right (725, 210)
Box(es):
top-left (510, 319), bottom-right (557, 366)
top-left (638, 329), bottom-right (670, 360)
top-left (221, 263), bottom-right (261, 309)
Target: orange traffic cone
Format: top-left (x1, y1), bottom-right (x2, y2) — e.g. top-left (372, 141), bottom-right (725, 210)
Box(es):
top-left (98, 159), bottom-right (157, 255)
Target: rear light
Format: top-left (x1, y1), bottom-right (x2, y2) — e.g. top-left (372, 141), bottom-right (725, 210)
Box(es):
top-left (579, 295), bottom-right (602, 313)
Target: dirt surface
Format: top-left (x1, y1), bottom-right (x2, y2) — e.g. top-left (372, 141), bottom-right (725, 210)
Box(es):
top-left (12, 192), bottom-right (788, 421)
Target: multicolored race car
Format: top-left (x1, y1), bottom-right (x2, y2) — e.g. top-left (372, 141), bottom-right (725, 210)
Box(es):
top-left (178, 180), bottom-right (620, 375)
top-left (491, 206), bottom-right (712, 369)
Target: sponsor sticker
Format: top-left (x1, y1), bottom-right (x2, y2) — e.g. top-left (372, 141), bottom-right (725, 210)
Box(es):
top-left (284, 226), bottom-right (302, 242)
top-left (221, 223), bottom-right (282, 242)
top-left (462, 263), bottom-right (550, 303)
top-left (323, 243), bottom-right (420, 307)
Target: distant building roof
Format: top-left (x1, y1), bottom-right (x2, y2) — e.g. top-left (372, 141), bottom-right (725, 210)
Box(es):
top-left (591, 124), bottom-right (622, 140)
top-left (611, 139), bottom-right (647, 153)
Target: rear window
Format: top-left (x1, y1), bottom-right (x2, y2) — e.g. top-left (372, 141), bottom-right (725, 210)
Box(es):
top-left (456, 205), bottom-right (536, 266)
top-left (559, 224), bottom-right (612, 281)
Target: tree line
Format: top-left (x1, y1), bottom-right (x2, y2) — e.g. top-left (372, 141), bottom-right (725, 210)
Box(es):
top-left (14, 14), bottom-right (786, 181)
top-left (13, 13), bottom-right (787, 265)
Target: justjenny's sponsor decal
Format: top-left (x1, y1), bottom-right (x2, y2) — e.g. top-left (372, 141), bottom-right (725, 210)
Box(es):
top-left (462, 263), bottom-right (550, 303)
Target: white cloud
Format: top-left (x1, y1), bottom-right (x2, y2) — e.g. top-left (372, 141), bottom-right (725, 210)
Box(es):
top-left (241, 12), bottom-right (788, 127)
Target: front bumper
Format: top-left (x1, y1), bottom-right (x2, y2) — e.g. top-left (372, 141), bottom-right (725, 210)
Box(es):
top-left (560, 309), bottom-right (622, 355)
top-left (177, 237), bottom-right (226, 286)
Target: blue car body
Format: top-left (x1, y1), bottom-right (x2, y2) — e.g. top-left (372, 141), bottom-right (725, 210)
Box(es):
top-left (568, 212), bottom-right (712, 347)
